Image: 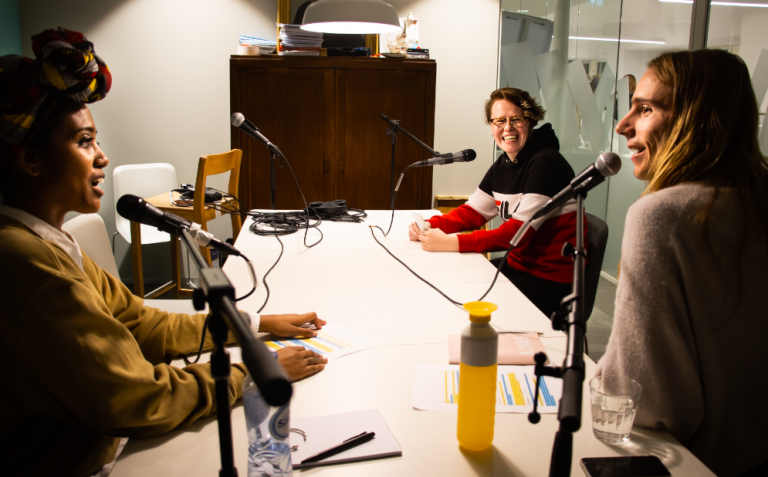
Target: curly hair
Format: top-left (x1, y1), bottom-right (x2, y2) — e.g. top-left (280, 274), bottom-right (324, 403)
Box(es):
top-left (484, 87), bottom-right (546, 127)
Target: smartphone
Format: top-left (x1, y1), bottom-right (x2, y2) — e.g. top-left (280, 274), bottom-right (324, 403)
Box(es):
top-left (412, 212), bottom-right (428, 231)
top-left (580, 456), bottom-right (671, 477)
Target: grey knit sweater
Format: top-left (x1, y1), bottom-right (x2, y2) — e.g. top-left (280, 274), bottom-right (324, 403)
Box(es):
top-left (596, 182), bottom-right (768, 477)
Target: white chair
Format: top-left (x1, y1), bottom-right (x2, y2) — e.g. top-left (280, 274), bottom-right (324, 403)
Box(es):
top-left (62, 213), bottom-right (120, 278)
top-left (113, 163), bottom-right (178, 298)
top-left (63, 213), bottom-right (198, 313)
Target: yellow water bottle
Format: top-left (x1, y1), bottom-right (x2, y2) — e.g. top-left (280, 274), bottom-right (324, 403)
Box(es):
top-left (457, 301), bottom-right (498, 452)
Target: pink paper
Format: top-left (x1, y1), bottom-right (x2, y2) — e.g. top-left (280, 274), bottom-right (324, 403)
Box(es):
top-left (448, 333), bottom-right (547, 365)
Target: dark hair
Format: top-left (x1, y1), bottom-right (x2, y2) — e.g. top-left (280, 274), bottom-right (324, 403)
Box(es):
top-left (484, 87), bottom-right (546, 127)
top-left (0, 97), bottom-right (84, 199)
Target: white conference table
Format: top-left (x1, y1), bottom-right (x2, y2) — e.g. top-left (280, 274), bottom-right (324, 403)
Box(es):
top-left (112, 210), bottom-right (715, 476)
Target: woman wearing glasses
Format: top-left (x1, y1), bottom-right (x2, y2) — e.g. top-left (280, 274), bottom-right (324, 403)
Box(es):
top-left (409, 87), bottom-right (583, 319)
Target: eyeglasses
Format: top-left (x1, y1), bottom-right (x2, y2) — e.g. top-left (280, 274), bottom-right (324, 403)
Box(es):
top-left (491, 116), bottom-right (526, 129)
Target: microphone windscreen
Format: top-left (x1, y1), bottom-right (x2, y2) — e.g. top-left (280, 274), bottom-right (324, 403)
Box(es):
top-left (231, 112), bottom-right (245, 127)
top-left (596, 152), bottom-right (622, 177)
top-left (116, 194), bottom-right (143, 221)
top-left (466, 149), bottom-right (477, 161)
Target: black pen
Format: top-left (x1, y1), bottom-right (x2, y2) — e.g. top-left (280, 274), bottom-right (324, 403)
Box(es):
top-left (301, 431), bottom-right (376, 464)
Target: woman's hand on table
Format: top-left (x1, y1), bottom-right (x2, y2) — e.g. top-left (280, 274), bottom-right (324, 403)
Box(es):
top-left (417, 228), bottom-right (460, 252)
top-left (408, 222), bottom-right (423, 241)
top-left (259, 312), bottom-right (326, 338)
top-left (276, 346), bottom-right (327, 381)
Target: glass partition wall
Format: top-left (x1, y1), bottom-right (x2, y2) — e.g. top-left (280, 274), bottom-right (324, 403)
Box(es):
top-left (706, 1), bottom-right (768, 158)
top-left (497, 0), bottom-right (694, 278)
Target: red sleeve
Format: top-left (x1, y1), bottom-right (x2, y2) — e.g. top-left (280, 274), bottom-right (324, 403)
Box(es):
top-left (426, 204), bottom-right (488, 234)
top-left (456, 217), bottom-right (536, 253)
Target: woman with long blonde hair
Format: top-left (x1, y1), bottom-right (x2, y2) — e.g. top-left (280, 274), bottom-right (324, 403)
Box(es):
top-left (597, 49), bottom-right (768, 477)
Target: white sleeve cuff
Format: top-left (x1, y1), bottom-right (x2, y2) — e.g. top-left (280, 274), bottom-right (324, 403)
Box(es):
top-left (245, 312), bottom-right (261, 335)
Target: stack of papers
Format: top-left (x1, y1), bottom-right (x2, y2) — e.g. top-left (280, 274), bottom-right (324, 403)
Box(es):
top-left (277, 23), bottom-right (323, 56)
top-left (239, 35), bottom-right (277, 54)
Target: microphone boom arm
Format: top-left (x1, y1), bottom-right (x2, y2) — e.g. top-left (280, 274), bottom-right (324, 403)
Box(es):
top-left (381, 114), bottom-right (441, 157)
top-left (177, 228), bottom-right (292, 477)
top-left (380, 114), bottom-right (440, 235)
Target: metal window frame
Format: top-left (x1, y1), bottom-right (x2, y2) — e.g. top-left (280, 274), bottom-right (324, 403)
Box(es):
top-left (689, 0), bottom-right (712, 50)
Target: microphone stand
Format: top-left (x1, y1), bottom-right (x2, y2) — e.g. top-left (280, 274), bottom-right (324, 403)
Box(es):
top-left (527, 186), bottom-right (588, 477)
top-left (269, 151), bottom-right (280, 210)
top-left (380, 114), bottom-right (441, 234)
top-left (177, 228), bottom-right (292, 477)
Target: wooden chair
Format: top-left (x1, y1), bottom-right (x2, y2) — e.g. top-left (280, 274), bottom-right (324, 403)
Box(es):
top-left (433, 195), bottom-right (491, 260)
top-left (143, 149), bottom-right (243, 298)
top-left (188, 149), bottom-right (244, 266)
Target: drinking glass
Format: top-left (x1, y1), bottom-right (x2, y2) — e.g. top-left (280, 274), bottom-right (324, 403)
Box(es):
top-left (589, 375), bottom-right (643, 445)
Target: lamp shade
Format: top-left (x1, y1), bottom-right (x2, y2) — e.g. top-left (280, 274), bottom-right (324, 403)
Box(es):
top-left (301, 0), bottom-right (402, 34)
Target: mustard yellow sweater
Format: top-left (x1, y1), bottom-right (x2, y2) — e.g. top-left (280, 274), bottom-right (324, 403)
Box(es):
top-left (0, 215), bottom-right (246, 477)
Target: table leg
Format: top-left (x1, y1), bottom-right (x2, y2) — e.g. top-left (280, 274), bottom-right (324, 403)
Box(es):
top-left (130, 221), bottom-right (144, 297)
top-left (171, 236), bottom-right (181, 299)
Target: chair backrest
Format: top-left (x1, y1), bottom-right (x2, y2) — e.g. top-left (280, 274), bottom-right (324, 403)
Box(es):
top-left (584, 213), bottom-right (609, 321)
top-left (62, 213), bottom-right (120, 278)
top-left (112, 163), bottom-right (178, 244)
top-left (193, 149), bottom-right (243, 241)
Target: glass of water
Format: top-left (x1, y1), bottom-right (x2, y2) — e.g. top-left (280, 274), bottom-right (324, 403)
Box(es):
top-left (589, 375), bottom-right (643, 445)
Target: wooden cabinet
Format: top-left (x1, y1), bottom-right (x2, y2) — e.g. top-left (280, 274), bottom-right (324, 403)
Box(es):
top-left (230, 56), bottom-right (436, 211)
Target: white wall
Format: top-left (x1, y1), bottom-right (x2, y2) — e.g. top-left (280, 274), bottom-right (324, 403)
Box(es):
top-left (19, 0), bottom-right (501, 282)
top-left (20, 0), bottom-right (277, 282)
top-left (387, 0), bottom-right (501, 196)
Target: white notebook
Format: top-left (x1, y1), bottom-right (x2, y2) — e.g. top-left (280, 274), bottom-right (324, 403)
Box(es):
top-left (290, 409), bottom-right (402, 468)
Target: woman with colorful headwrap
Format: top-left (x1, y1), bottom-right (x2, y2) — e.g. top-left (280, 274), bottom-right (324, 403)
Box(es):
top-left (0, 28), bottom-right (326, 477)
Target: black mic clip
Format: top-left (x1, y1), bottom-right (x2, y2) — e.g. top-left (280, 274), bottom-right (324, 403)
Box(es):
top-left (551, 290), bottom-right (578, 332)
top-left (528, 352), bottom-right (561, 424)
top-left (381, 114), bottom-right (399, 135)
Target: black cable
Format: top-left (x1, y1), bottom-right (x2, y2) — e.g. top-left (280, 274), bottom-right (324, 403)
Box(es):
top-left (368, 225), bottom-right (513, 307)
top-left (384, 208), bottom-right (396, 236)
top-left (315, 208), bottom-right (368, 223)
top-left (183, 313), bottom-right (212, 366)
top-left (384, 162), bottom-right (414, 235)
top-left (477, 244), bottom-right (513, 302)
top-left (369, 225), bottom-right (462, 307)
top-left (171, 151), bottom-right (325, 251)
top-left (170, 188), bottom-right (249, 218)
top-left (269, 152), bottom-right (322, 249)
top-left (249, 210), bottom-right (324, 241)
top-left (234, 254), bottom-right (257, 302)
top-left (257, 235), bottom-right (284, 313)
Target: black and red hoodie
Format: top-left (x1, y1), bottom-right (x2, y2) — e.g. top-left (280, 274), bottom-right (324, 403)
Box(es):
top-left (426, 123), bottom-right (587, 284)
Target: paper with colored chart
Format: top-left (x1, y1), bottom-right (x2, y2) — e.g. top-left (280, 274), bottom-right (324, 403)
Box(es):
top-left (262, 322), bottom-right (378, 360)
top-left (412, 364), bottom-right (561, 414)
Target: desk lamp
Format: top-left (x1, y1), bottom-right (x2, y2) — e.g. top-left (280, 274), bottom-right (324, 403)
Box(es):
top-left (300, 0), bottom-right (402, 34)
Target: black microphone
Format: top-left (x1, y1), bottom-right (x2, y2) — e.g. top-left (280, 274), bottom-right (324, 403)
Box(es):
top-left (412, 149), bottom-right (477, 167)
top-left (116, 194), bottom-right (242, 257)
top-left (231, 112), bottom-right (283, 157)
top-left (531, 152), bottom-right (622, 221)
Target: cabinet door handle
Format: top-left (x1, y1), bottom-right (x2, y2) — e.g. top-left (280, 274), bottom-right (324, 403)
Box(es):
top-left (338, 159), bottom-right (345, 173)
top-left (323, 158), bottom-right (331, 173)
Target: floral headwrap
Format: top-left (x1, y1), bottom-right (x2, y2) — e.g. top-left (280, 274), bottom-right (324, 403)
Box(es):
top-left (0, 27), bottom-right (112, 150)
